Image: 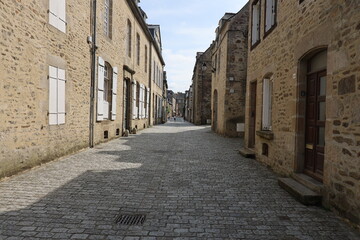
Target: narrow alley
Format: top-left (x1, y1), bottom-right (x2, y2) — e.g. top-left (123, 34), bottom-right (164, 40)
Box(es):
top-left (0, 122), bottom-right (358, 240)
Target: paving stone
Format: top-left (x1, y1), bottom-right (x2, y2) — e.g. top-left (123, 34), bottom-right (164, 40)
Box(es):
top-left (0, 122), bottom-right (359, 239)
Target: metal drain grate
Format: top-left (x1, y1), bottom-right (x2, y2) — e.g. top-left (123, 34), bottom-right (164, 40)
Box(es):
top-left (115, 214), bottom-right (146, 225)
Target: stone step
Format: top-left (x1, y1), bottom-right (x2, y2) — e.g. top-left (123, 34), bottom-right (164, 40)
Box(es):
top-left (291, 173), bottom-right (323, 194)
top-left (278, 178), bottom-right (322, 205)
top-left (238, 148), bottom-right (255, 158)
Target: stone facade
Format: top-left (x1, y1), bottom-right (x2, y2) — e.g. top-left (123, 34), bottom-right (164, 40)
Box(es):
top-left (0, 0), bottom-right (165, 179)
top-left (148, 25), bottom-right (165, 125)
top-left (245, 0), bottom-right (360, 225)
top-left (211, 5), bottom-right (249, 137)
top-left (191, 49), bottom-right (212, 125)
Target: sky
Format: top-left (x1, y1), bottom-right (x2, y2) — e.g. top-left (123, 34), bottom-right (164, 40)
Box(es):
top-left (139, 0), bottom-right (248, 93)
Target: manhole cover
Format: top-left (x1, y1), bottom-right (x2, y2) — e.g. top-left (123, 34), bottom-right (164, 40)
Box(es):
top-left (115, 214), bottom-right (146, 225)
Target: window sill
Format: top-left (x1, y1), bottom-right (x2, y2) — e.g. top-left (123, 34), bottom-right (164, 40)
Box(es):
top-left (256, 130), bottom-right (274, 140)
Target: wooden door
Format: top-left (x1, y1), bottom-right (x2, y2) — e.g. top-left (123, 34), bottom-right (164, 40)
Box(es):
top-left (248, 82), bottom-right (257, 148)
top-left (304, 70), bottom-right (326, 181)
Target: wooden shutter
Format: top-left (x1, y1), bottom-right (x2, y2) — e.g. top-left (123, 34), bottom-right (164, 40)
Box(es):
top-left (262, 78), bottom-right (271, 130)
top-left (265, 0), bottom-right (272, 32)
top-left (133, 81), bottom-right (137, 119)
top-left (49, 66), bottom-right (58, 125)
top-left (97, 57), bottom-right (105, 121)
top-left (111, 67), bottom-right (118, 120)
top-left (49, 0), bottom-right (66, 33)
top-left (146, 88), bottom-right (150, 118)
top-left (57, 68), bottom-right (66, 124)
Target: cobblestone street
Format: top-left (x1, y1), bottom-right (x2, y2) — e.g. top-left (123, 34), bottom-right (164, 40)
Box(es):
top-left (0, 121), bottom-right (359, 240)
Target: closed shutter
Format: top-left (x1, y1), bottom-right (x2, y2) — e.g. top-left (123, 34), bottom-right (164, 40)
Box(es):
top-left (252, 3), bottom-right (260, 45)
top-left (262, 78), bottom-right (271, 130)
top-left (132, 81), bottom-right (137, 119)
top-left (97, 57), bottom-right (105, 121)
top-left (49, 0), bottom-right (66, 33)
top-left (141, 85), bottom-right (145, 118)
top-left (57, 68), bottom-right (66, 124)
top-left (146, 88), bottom-right (150, 118)
top-left (111, 67), bottom-right (118, 120)
top-left (49, 66), bottom-right (58, 125)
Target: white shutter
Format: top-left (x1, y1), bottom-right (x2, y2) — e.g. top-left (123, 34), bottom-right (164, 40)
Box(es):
top-left (49, 66), bottom-right (58, 125)
top-left (265, 0), bottom-right (272, 32)
top-left (252, 3), bottom-right (259, 45)
top-left (133, 81), bottom-right (137, 119)
top-left (141, 85), bottom-right (145, 118)
top-left (262, 78), bottom-right (270, 130)
top-left (97, 57), bottom-right (105, 121)
top-left (146, 89), bottom-right (150, 118)
top-left (57, 68), bottom-right (66, 124)
top-left (49, 0), bottom-right (66, 33)
top-left (111, 67), bottom-right (118, 120)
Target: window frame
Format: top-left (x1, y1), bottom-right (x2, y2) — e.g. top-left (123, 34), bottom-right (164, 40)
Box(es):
top-left (262, 77), bottom-right (273, 131)
top-left (251, 0), bottom-right (261, 50)
top-left (264, 0), bottom-right (277, 38)
top-left (136, 33), bottom-right (140, 65)
top-left (104, 0), bottom-right (113, 38)
top-left (127, 20), bottom-right (132, 57)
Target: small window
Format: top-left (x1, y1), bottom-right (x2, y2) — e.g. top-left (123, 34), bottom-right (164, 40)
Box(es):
top-left (262, 143), bottom-right (269, 156)
top-left (127, 20), bottom-right (132, 57)
top-left (49, 66), bottom-right (66, 125)
top-left (251, 0), bottom-right (261, 47)
top-left (104, 0), bottom-right (113, 38)
top-left (49, 0), bottom-right (66, 33)
top-left (136, 33), bottom-right (140, 65)
top-left (265, 0), bottom-right (276, 33)
top-left (104, 130), bottom-right (109, 139)
top-left (262, 78), bottom-right (273, 130)
top-left (116, 128), bottom-right (120, 136)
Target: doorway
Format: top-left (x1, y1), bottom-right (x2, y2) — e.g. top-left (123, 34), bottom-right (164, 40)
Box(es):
top-left (248, 81), bottom-right (257, 148)
top-left (212, 90), bottom-right (218, 131)
top-left (123, 78), bottom-right (131, 131)
top-left (304, 70), bottom-right (326, 181)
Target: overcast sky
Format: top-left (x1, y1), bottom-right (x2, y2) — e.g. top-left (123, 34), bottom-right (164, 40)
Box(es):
top-left (140, 0), bottom-right (248, 93)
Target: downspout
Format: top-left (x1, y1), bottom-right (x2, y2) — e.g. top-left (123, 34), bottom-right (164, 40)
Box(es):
top-left (89, 0), bottom-right (97, 148)
top-left (148, 45), bottom-right (153, 126)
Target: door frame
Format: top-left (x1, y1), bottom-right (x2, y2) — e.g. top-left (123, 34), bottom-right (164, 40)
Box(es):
top-left (248, 81), bottom-right (257, 148)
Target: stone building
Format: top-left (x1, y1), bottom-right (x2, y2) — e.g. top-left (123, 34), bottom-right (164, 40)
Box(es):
top-left (0, 0), bottom-right (165, 179)
top-left (191, 49), bottom-right (212, 125)
top-left (244, 0), bottom-right (360, 224)
top-left (148, 24), bottom-right (165, 125)
top-left (174, 92), bottom-right (186, 117)
top-left (211, 5), bottom-right (249, 137)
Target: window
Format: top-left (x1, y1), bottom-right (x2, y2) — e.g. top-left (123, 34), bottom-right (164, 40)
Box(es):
top-left (265, 0), bottom-right (276, 33)
top-left (127, 20), bottom-right (132, 57)
top-left (251, 0), bottom-right (261, 46)
top-left (262, 78), bottom-right (273, 130)
top-left (104, 0), bottom-right (113, 38)
top-left (49, 66), bottom-right (66, 125)
top-left (97, 57), bottom-right (118, 121)
top-left (144, 87), bottom-right (148, 118)
top-left (49, 0), bottom-right (66, 33)
top-left (136, 83), bottom-right (140, 118)
top-left (136, 34), bottom-right (140, 65)
top-left (145, 45), bottom-right (148, 72)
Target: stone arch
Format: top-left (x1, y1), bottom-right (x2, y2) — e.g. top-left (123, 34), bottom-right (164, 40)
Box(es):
top-left (294, 47), bottom-right (328, 175)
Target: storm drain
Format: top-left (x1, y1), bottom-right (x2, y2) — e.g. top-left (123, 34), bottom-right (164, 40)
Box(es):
top-left (115, 214), bottom-right (146, 225)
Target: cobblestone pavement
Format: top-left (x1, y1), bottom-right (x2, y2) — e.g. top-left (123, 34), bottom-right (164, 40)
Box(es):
top-left (0, 122), bottom-right (359, 240)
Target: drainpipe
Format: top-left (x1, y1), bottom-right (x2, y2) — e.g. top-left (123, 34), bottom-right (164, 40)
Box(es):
top-left (89, 0), bottom-right (97, 148)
